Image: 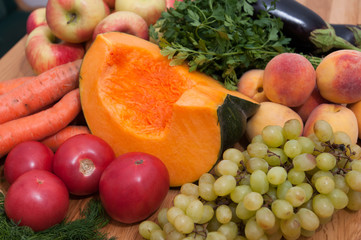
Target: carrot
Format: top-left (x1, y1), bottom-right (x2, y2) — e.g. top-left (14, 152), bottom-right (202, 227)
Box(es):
top-left (41, 125), bottom-right (91, 152)
top-left (0, 76), bottom-right (33, 95)
top-left (0, 88), bottom-right (81, 158)
top-left (0, 59), bottom-right (82, 124)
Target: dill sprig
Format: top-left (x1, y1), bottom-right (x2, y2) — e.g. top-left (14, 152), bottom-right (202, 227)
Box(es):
top-left (0, 191), bottom-right (116, 240)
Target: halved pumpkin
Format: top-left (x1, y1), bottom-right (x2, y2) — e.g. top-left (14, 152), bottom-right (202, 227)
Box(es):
top-left (79, 32), bottom-right (259, 186)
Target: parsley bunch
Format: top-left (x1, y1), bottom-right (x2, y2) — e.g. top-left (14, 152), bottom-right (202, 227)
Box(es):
top-left (150, 0), bottom-right (294, 90)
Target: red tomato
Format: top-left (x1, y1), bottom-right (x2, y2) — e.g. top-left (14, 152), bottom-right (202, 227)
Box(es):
top-left (4, 169), bottom-right (69, 232)
top-left (4, 141), bottom-right (54, 184)
top-left (52, 134), bottom-right (115, 196)
top-left (99, 152), bottom-right (170, 224)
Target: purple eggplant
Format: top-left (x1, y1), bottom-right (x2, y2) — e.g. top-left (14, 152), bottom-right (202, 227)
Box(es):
top-left (253, 0), bottom-right (329, 53)
top-left (331, 24), bottom-right (361, 47)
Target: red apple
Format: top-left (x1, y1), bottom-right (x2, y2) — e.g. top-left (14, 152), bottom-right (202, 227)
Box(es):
top-left (115, 0), bottom-right (166, 26)
top-left (26, 8), bottom-right (47, 34)
top-left (92, 11), bottom-right (149, 41)
top-left (46, 0), bottom-right (109, 43)
top-left (25, 25), bottom-right (84, 75)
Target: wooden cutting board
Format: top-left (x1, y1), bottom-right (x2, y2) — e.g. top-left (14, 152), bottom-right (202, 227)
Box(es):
top-left (0, 1), bottom-right (361, 239)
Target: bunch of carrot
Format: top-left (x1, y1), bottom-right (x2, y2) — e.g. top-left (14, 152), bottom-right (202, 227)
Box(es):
top-left (0, 60), bottom-right (90, 157)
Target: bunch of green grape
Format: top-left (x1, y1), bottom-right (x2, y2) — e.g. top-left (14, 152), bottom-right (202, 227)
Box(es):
top-left (138, 119), bottom-right (361, 240)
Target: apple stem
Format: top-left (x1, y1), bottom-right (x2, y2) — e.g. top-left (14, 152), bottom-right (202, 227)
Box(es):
top-left (67, 13), bottom-right (77, 25)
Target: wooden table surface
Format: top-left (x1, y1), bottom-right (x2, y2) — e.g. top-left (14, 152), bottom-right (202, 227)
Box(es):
top-left (0, 1), bottom-right (361, 239)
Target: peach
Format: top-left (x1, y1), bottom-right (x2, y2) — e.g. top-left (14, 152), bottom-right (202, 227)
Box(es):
top-left (303, 103), bottom-right (358, 144)
top-left (246, 101), bottom-right (303, 141)
top-left (316, 50), bottom-right (361, 104)
top-left (263, 53), bottom-right (316, 107)
top-left (293, 86), bottom-right (330, 123)
top-left (237, 69), bottom-right (268, 103)
top-left (349, 100), bottom-right (361, 139)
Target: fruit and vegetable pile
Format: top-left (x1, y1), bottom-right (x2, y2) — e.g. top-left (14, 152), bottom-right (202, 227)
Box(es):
top-left (1, 0), bottom-right (361, 239)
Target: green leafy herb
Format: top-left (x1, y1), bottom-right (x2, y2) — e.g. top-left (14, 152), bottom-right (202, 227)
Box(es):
top-left (150, 0), bottom-right (295, 90)
top-left (0, 191), bottom-right (116, 240)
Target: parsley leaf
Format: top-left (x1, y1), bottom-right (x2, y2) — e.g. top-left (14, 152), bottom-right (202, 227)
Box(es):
top-left (151, 0), bottom-right (294, 90)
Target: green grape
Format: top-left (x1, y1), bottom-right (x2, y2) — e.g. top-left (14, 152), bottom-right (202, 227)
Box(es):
top-left (334, 174), bottom-right (350, 194)
top-left (345, 170), bottom-right (361, 192)
top-left (223, 148), bottom-right (245, 167)
top-left (247, 142), bottom-right (269, 158)
top-left (149, 229), bottom-right (166, 240)
top-left (264, 147), bottom-right (288, 166)
top-left (264, 217), bottom-right (280, 236)
top-left (279, 214), bottom-right (301, 239)
top-left (312, 194), bottom-right (334, 218)
top-left (162, 222), bottom-right (175, 235)
top-left (230, 185), bottom-right (252, 203)
top-left (198, 173), bottom-right (215, 185)
top-left (311, 170), bottom-right (334, 186)
top-left (216, 205), bottom-right (232, 224)
top-left (213, 175), bottom-right (237, 196)
top-left (300, 199), bottom-right (313, 211)
top-left (276, 180), bottom-right (292, 199)
top-left (242, 150), bottom-right (251, 162)
top-left (332, 131), bottom-right (352, 146)
top-left (297, 136), bottom-right (316, 154)
top-left (255, 207), bottom-right (276, 230)
top-left (229, 203), bottom-right (242, 224)
top-left (301, 229), bottom-right (316, 238)
top-left (313, 119), bottom-right (334, 142)
top-left (180, 183), bottom-right (199, 198)
top-left (251, 134), bottom-right (265, 143)
top-left (327, 188), bottom-right (349, 209)
top-left (285, 186), bottom-right (306, 207)
top-left (349, 143), bottom-right (361, 160)
top-left (244, 217), bottom-right (265, 240)
top-left (267, 166), bottom-right (287, 185)
top-left (186, 199), bottom-right (204, 223)
top-left (316, 152), bottom-right (336, 171)
top-left (308, 133), bottom-right (326, 153)
top-left (292, 153), bottom-right (316, 171)
top-left (218, 222), bottom-right (238, 240)
top-left (139, 220), bottom-right (161, 239)
top-left (157, 208), bottom-right (169, 228)
top-left (243, 191), bottom-right (264, 211)
top-left (198, 204), bottom-right (214, 224)
top-left (296, 208), bottom-right (320, 231)
top-left (165, 229), bottom-right (185, 240)
top-left (271, 199), bottom-right (294, 219)
top-left (235, 201), bottom-right (256, 220)
top-left (266, 186), bottom-right (278, 202)
top-left (207, 215), bottom-right (222, 232)
top-left (314, 175), bottom-right (335, 194)
top-left (262, 125), bottom-right (285, 148)
top-left (199, 183), bottom-right (217, 201)
top-left (174, 194), bottom-right (192, 212)
top-left (173, 214), bottom-right (194, 234)
top-left (206, 231), bottom-right (227, 240)
top-left (216, 159), bottom-right (239, 177)
top-left (347, 189), bottom-right (361, 211)
top-left (250, 170), bottom-right (269, 194)
top-left (246, 157), bottom-right (269, 173)
top-left (283, 119), bottom-right (303, 140)
top-left (297, 183), bottom-right (314, 202)
top-left (351, 160), bottom-right (361, 172)
top-left (283, 139), bottom-right (303, 158)
top-left (167, 207), bottom-right (184, 225)
top-left (287, 168), bottom-right (305, 185)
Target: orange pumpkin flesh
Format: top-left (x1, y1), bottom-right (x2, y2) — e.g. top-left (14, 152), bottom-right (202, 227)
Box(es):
top-left (79, 32), bottom-right (258, 186)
